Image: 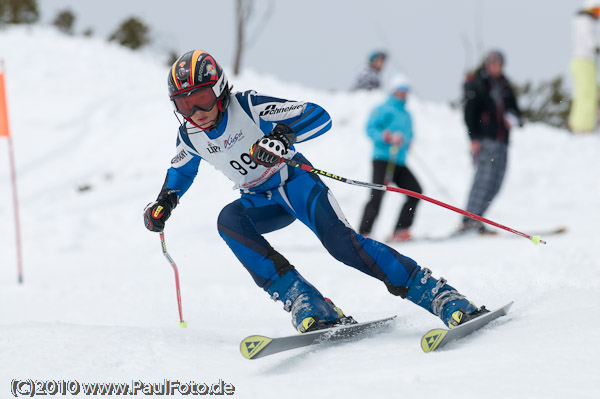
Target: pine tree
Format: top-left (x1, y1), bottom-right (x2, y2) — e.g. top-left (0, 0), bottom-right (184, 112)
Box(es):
top-left (0, 0), bottom-right (39, 25)
top-left (52, 9), bottom-right (76, 35)
top-left (513, 76), bottom-right (572, 129)
top-left (108, 17), bottom-right (151, 50)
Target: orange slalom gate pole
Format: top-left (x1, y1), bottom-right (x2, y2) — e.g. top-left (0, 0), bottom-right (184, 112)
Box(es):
top-left (1, 60), bottom-right (24, 283)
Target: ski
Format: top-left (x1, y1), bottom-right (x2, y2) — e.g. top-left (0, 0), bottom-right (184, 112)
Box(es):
top-left (240, 316), bottom-right (396, 359)
top-left (528, 226), bottom-right (567, 236)
top-left (388, 231), bottom-right (496, 244)
top-left (396, 226), bottom-right (567, 244)
top-left (421, 301), bottom-right (513, 353)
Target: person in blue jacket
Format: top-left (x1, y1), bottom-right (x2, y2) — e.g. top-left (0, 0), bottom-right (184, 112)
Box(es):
top-left (359, 76), bottom-right (422, 242)
top-left (143, 50), bottom-right (486, 334)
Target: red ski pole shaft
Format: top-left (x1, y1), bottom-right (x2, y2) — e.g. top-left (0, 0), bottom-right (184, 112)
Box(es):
top-left (282, 158), bottom-right (545, 245)
top-left (159, 232), bottom-right (187, 327)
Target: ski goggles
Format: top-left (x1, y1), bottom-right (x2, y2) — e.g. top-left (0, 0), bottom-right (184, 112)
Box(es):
top-left (171, 86), bottom-right (218, 117)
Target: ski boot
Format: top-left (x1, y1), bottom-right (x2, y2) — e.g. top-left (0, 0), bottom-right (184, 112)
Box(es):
top-left (387, 229), bottom-right (412, 243)
top-left (266, 269), bottom-right (355, 333)
top-left (456, 219), bottom-right (497, 236)
top-left (406, 267), bottom-right (488, 328)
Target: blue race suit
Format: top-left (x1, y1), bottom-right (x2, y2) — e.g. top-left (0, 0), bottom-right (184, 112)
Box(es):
top-left (158, 90), bottom-right (470, 327)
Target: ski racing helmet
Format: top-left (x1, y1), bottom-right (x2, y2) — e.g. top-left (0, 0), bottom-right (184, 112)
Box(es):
top-left (168, 50), bottom-right (231, 128)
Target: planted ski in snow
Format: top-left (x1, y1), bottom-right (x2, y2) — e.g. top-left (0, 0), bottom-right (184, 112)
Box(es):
top-left (421, 301), bottom-right (513, 353)
top-left (240, 316), bottom-right (396, 359)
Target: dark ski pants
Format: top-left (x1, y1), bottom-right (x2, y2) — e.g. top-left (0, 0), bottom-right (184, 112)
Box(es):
top-left (464, 139), bottom-right (508, 221)
top-left (217, 165), bottom-right (420, 298)
top-left (359, 160), bottom-right (422, 235)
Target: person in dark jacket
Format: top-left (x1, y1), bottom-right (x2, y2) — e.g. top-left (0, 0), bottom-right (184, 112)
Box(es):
top-left (460, 50), bottom-right (522, 233)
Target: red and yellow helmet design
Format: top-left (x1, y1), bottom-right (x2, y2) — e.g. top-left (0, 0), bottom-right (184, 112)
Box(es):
top-left (168, 50), bottom-right (230, 103)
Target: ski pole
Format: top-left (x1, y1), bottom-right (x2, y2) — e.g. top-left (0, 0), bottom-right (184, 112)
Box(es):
top-left (282, 158), bottom-right (546, 245)
top-left (159, 231), bottom-right (188, 327)
top-left (383, 145), bottom-right (399, 185)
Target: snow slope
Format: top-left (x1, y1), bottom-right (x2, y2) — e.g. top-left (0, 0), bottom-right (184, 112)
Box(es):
top-left (1, 27), bottom-right (599, 398)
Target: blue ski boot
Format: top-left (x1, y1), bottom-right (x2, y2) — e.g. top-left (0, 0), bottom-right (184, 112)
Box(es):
top-left (406, 268), bottom-right (488, 328)
top-left (266, 269), bottom-right (355, 333)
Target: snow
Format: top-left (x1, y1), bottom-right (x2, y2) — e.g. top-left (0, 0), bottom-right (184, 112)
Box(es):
top-left (1, 27), bottom-right (599, 398)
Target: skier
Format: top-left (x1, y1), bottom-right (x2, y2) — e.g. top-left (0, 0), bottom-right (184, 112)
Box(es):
top-left (358, 75), bottom-right (422, 242)
top-left (352, 50), bottom-right (387, 91)
top-left (144, 50), bottom-right (487, 334)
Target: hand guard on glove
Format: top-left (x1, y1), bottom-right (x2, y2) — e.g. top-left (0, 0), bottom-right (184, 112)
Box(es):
top-left (249, 123), bottom-right (297, 167)
top-left (143, 189), bottom-right (179, 232)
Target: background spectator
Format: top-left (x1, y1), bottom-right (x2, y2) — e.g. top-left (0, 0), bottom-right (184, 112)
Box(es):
top-left (352, 50), bottom-right (387, 90)
top-left (358, 74), bottom-right (422, 242)
top-left (568, 2), bottom-right (600, 133)
top-left (460, 50), bottom-right (522, 234)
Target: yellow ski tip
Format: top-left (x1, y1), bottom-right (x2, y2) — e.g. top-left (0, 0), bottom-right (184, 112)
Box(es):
top-left (240, 335), bottom-right (272, 359)
top-left (421, 329), bottom-right (448, 353)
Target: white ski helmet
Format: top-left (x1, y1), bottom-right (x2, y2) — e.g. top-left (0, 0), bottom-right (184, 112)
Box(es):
top-left (389, 74), bottom-right (411, 92)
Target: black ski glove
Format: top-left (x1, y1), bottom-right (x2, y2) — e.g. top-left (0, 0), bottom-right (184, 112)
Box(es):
top-left (143, 189), bottom-right (179, 232)
top-left (249, 122), bottom-right (297, 167)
